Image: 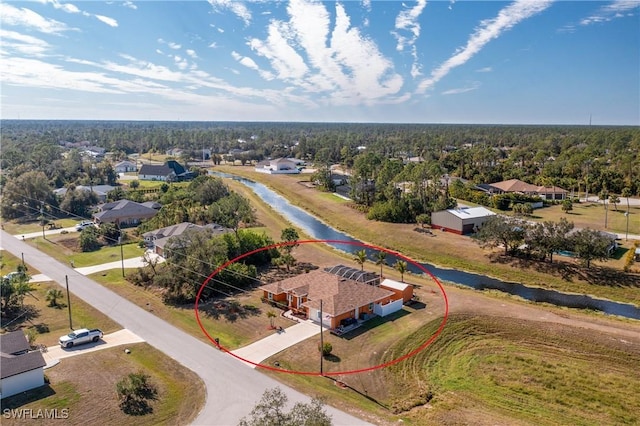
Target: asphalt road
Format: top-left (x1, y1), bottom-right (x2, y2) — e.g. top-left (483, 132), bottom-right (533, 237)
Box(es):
top-left (0, 230), bottom-right (370, 426)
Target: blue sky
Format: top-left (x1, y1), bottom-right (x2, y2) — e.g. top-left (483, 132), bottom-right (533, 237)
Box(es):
top-left (1, 0), bottom-right (638, 125)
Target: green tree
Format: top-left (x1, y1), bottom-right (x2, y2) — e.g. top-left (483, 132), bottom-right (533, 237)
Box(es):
top-left (239, 387), bottom-right (332, 426)
top-left (526, 218), bottom-right (574, 263)
top-left (474, 215), bottom-right (526, 256)
top-left (570, 228), bottom-right (612, 268)
top-left (353, 249), bottom-right (367, 271)
top-left (394, 260), bottom-right (407, 282)
top-left (116, 371), bottom-right (158, 415)
top-left (280, 227), bottom-right (299, 255)
top-left (45, 288), bottom-right (64, 307)
top-left (79, 226), bottom-right (101, 252)
top-left (212, 193), bottom-right (256, 238)
top-left (416, 213), bottom-right (431, 228)
top-left (375, 251), bottom-right (387, 277)
top-left (561, 199), bottom-right (573, 214)
top-left (609, 194), bottom-right (620, 211)
top-left (129, 179), bottom-right (140, 189)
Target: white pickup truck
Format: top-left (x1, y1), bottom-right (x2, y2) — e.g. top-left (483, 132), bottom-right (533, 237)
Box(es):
top-left (59, 328), bottom-right (103, 348)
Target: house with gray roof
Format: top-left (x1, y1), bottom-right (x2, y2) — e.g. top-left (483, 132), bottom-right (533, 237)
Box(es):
top-left (142, 222), bottom-right (230, 256)
top-left (53, 185), bottom-right (116, 203)
top-left (0, 330), bottom-right (46, 398)
top-left (114, 160), bottom-right (137, 173)
top-left (138, 164), bottom-right (175, 181)
top-left (93, 199), bottom-right (159, 227)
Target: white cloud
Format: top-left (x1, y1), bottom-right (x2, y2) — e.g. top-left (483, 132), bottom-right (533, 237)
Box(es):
top-left (442, 82), bottom-right (480, 95)
top-left (247, 0), bottom-right (404, 105)
top-left (47, 0), bottom-right (80, 14)
top-left (417, 0), bottom-right (553, 94)
top-left (186, 49), bottom-right (198, 59)
top-left (231, 51), bottom-right (275, 80)
top-left (476, 66), bottom-right (492, 73)
top-left (168, 42), bottom-right (182, 50)
top-left (208, 42), bottom-right (218, 48)
top-left (392, 0), bottom-right (427, 52)
top-left (208, 0), bottom-right (251, 26)
top-left (0, 3), bottom-right (72, 34)
top-left (95, 14), bottom-right (118, 27)
top-left (123, 1), bottom-right (137, 10)
top-left (580, 0), bottom-right (639, 26)
top-left (0, 29), bottom-right (51, 56)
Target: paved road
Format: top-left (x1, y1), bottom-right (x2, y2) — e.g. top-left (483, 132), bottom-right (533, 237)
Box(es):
top-left (0, 231), bottom-right (370, 426)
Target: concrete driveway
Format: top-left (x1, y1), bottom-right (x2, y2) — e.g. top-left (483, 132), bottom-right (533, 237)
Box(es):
top-left (231, 320), bottom-right (320, 368)
top-left (43, 329), bottom-right (145, 368)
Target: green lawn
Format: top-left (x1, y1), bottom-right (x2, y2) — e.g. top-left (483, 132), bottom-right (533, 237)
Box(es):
top-left (513, 201), bottom-right (640, 236)
top-left (2, 218), bottom-right (80, 235)
top-left (27, 236), bottom-right (144, 268)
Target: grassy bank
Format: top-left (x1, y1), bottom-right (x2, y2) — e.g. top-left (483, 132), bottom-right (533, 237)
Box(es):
top-left (215, 165), bottom-right (640, 306)
top-left (263, 314), bottom-right (640, 425)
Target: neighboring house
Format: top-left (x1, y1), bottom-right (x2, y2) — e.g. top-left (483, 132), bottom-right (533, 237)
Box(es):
top-left (255, 158), bottom-right (301, 174)
top-left (82, 146), bottom-right (106, 159)
top-left (635, 247), bottom-right (640, 262)
top-left (431, 206), bottom-right (496, 235)
top-left (93, 199), bottom-right (159, 226)
top-left (114, 160), bottom-right (137, 173)
top-left (259, 267), bottom-right (411, 330)
top-left (138, 164), bottom-right (175, 181)
top-left (484, 179), bottom-right (568, 201)
top-left (0, 331), bottom-right (46, 399)
top-left (143, 222), bottom-right (230, 256)
top-left (139, 161), bottom-right (193, 181)
top-left (53, 185), bottom-right (115, 203)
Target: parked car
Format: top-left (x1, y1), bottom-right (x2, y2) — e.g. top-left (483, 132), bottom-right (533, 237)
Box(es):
top-left (59, 328), bottom-right (103, 348)
top-left (75, 221), bottom-right (95, 231)
top-left (2, 271), bottom-right (26, 282)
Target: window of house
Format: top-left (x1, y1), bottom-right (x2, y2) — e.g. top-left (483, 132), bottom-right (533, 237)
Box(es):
top-left (369, 303), bottom-right (374, 311)
top-left (268, 293), bottom-right (273, 301)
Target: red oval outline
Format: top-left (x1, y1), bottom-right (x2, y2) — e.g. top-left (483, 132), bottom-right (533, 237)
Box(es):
top-left (195, 239), bottom-right (449, 376)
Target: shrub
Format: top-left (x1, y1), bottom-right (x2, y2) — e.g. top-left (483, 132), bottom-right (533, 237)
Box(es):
top-left (318, 342), bottom-right (333, 357)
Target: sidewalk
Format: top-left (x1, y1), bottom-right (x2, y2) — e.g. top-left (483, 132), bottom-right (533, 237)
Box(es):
top-left (231, 320), bottom-right (321, 368)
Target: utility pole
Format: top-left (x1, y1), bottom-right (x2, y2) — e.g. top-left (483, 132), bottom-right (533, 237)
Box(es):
top-left (66, 275), bottom-right (73, 330)
top-left (40, 202), bottom-right (46, 240)
top-left (319, 299), bottom-right (324, 376)
top-left (118, 224), bottom-right (125, 277)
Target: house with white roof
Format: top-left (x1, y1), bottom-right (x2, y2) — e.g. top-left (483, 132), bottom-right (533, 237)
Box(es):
top-left (254, 158), bottom-right (301, 174)
top-left (431, 206), bottom-right (496, 235)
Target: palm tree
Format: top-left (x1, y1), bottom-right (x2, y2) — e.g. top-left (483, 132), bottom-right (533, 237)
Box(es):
top-left (45, 288), bottom-right (64, 307)
top-left (354, 249), bottom-right (367, 271)
top-left (599, 190), bottom-right (609, 228)
top-left (375, 251), bottom-right (387, 278)
top-left (609, 194), bottom-right (620, 211)
top-left (267, 311), bottom-right (277, 329)
top-left (395, 260), bottom-right (407, 282)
